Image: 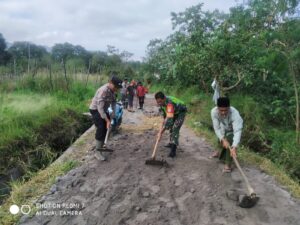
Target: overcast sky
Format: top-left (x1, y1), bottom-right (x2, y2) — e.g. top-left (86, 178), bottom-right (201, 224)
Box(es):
top-left (0, 0), bottom-right (240, 61)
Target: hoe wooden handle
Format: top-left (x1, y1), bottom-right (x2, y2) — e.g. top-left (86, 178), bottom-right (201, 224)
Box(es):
top-left (151, 133), bottom-right (161, 159)
top-left (232, 154), bottom-right (255, 196)
top-left (104, 127), bottom-right (111, 145)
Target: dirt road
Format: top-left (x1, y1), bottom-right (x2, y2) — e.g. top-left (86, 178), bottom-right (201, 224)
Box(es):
top-left (20, 95), bottom-right (300, 225)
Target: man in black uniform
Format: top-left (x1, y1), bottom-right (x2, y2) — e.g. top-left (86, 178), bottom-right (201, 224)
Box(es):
top-left (89, 73), bottom-right (123, 160)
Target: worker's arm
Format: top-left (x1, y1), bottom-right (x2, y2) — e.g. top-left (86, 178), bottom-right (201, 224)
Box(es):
top-left (231, 109), bottom-right (243, 148)
top-left (211, 108), bottom-right (224, 141)
top-left (163, 103), bottom-right (175, 129)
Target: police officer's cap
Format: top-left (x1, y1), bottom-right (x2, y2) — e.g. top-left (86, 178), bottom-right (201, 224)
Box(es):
top-left (111, 76), bottom-right (123, 88)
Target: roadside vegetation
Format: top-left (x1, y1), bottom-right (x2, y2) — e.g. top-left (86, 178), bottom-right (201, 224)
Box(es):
top-left (0, 75), bottom-right (96, 203)
top-left (150, 84), bottom-right (300, 198)
top-left (144, 0), bottom-right (300, 189)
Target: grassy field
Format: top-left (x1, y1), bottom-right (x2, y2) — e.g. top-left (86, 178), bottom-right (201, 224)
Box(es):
top-left (0, 73), bottom-right (103, 205)
top-left (0, 72), bottom-right (108, 224)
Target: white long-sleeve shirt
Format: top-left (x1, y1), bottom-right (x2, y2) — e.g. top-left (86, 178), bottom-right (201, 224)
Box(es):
top-left (211, 106), bottom-right (243, 147)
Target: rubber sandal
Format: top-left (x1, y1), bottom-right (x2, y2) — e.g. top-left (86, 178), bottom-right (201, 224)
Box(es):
top-left (222, 167), bottom-right (232, 173)
top-left (209, 152), bottom-right (219, 159)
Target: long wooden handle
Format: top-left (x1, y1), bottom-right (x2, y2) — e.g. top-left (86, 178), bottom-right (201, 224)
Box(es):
top-left (151, 134), bottom-right (161, 158)
top-left (232, 154), bottom-right (255, 196)
top-left (104, 127), bottom-right (111, 145)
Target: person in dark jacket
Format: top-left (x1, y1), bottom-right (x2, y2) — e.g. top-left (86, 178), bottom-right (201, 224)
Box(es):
top-left (127, 81), bottom-right (135, 112)
top-left (89, 73), bottom-right (122, 160)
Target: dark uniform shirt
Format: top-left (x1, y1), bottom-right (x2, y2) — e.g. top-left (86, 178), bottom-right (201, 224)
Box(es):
top-left (89, 84), bottom-right (116, 120)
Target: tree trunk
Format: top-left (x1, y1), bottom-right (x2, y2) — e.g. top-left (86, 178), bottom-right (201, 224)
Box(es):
top-left (32, 59), bottom-right (37, 78)
top-left (96, 65), bottom-right (101, 85)
top-left (48, 64), bottom-right (53, 91)
top-left (13, 58), bottom-right (17, 76)
top-left (290, 62), bottom-right (300, 144)
top-left (27, 43), bottom-right (30, 75)
top-left (85, 59), bottom-right (91, 88)
top-left (62, 59), bottom-right (69, 92)
top-left (201, 79), bottom-right (209, 94)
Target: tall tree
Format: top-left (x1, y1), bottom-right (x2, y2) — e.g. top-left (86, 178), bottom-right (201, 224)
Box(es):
top-left (0, 33), bottom-right (10, 65)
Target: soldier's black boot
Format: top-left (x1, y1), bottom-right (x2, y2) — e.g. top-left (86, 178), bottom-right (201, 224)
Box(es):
top-left (164, 143), bottom-right (172, 148)
top-left (168, 144), bottom-right (177, 158)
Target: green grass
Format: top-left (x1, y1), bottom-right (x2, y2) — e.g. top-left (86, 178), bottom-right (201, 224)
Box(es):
top-left (0, 72), bottom-right (107, 224)
top-left (2, 93), bottom-right (54, 114)
top-left (0, 160), bottom-right (78, 225)
top-left (0, 74), bottom-right (100, 202)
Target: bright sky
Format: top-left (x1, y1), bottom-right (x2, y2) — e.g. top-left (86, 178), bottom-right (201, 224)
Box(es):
top-left (0, 0), bottom-right (240, 61)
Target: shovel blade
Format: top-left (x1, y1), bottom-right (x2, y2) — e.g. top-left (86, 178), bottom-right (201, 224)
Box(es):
top-left (99, 147), bottom-right (114, 152)
top-left (238, 194), bottom-right (259, 208)
top-left (145, 158), bottom-right (168, 166)
top-left (92, 146), bottom-right (114, 152)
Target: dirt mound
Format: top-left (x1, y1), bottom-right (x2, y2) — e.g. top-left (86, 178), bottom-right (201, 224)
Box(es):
top-left (20, 95), bottom-right (300, 225)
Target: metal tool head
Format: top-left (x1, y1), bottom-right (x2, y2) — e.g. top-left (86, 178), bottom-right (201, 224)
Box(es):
top-left (238, 193), bottom-right (259, 208)
top-left (145, 158), bottom-right (168, 167)
top-left (99, 147), bottom-right (114, 152)
top-left (98, 144), bottom-right (114, 152)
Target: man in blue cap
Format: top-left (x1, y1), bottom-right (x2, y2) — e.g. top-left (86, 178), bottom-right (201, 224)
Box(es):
top-left (89, 72), bottom-right (123, 161)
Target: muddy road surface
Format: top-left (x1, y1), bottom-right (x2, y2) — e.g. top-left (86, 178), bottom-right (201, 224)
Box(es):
top-left (20, 95), bottom-right (300, 225)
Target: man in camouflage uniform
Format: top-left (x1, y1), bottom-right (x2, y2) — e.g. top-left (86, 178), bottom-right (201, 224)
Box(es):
top-left (89, 73), bottom-right (123, 161)
top-left (155, 91), bottom-right (187, 158)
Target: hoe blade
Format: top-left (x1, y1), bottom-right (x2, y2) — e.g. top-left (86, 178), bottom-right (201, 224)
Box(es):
top-left (99, 147), bottom-right (114, 152)
top-left (145, 158), bottom-right (168, 167)
top-left (238, 194), bottom-right (259, 208)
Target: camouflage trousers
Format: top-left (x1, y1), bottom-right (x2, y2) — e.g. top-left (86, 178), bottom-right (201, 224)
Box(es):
top-left (169, 113), bottom-right (186, 146)
top-left (219, 133), bottom-right (234, 166)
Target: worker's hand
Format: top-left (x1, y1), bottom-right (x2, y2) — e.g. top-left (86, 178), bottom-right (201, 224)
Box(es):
top-left (230, 147), bottom-right (237, 158)
top-left (110, 111), bottom-right (115, 119)
top-left (106, 119), bottom-right (111, 129)
top-left (221, 138), bottom-right (230, 149)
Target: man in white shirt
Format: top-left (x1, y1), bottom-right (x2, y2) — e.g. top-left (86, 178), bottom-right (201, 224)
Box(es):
top-left (210, 97), bottom-right (243, 172)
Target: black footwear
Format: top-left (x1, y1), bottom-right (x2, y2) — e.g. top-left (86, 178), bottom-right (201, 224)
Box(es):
top-left (168, 144), bottom-right (177, 158)
top-left (164, 143), bottom-right (172, 148)
top-left (95, 151), bottom-right (107, 161)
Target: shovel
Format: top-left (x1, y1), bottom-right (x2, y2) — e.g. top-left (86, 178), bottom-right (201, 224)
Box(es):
top-left (99, 127), bottom-right (114, 152)
top-left (231, 149), bottom-right (259, 208)
top-left (145, 132), bottom-right (168, 166)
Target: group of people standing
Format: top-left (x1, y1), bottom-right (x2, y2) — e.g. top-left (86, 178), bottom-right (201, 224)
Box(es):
top-left (89, 73), bottom-right (243, 174)
top-left (120, 78), bottom-right (147, 112)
